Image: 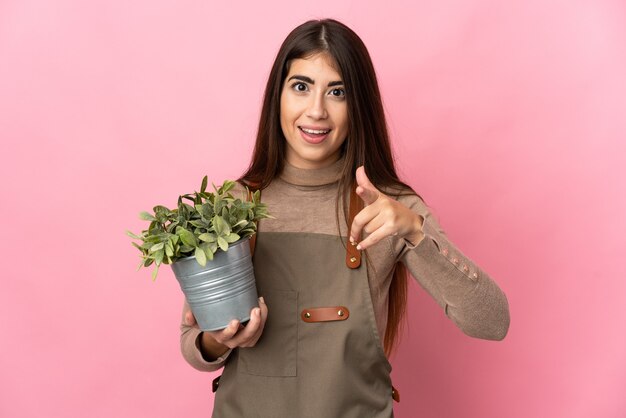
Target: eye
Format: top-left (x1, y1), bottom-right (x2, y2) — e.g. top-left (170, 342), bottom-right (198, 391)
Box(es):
top-left (329, 88), bottom-right (345, 98)
top-left (291, 82), bottom-right (308, 92)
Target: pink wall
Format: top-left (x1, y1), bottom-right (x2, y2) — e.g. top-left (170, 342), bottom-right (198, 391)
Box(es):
top-left (1, 1), bottom-right (625, 417)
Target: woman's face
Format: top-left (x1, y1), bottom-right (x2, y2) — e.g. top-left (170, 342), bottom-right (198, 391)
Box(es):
top-left (280, 53), bottom-right (349, 170)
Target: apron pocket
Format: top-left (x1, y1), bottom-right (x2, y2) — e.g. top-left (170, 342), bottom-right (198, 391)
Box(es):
top-left (238, 289), bottom-right (297, 377)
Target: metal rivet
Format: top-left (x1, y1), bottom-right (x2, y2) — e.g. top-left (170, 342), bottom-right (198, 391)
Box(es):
top-left (452, 258), bottom-right (459, 265)
top-left (305, 312), bottom-right (311, 318)
top-left (350, 257), bottom-right (357, 263)
top-left (472, 272), bottom-right (478, 279)
top-left (337, 310), bottom-right (344, 317)
top-left (462, 264), bottom-right (469, 272)
top-left (442, 248), bottom-right (449, 256)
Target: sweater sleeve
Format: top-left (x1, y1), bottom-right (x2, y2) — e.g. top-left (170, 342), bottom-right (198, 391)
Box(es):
top-left (396, 194), bottom-right (510, 341)
top-left (180, 299), bottom-right (232, 372)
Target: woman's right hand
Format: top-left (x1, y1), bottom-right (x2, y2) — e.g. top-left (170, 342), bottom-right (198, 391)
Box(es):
top-left (184, 297), bottom-right (268, 360)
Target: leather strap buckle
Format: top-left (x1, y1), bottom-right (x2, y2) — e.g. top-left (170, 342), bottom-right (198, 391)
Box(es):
top-left (301, 306), bottom-right (350, 323)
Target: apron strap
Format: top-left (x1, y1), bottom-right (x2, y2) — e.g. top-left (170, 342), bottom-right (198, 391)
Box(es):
top-left (392, 385), bottom-right (400, 402)
top-left (212, 375), bottom-right (221, 393)
top-left (346, 183), bottom-right (363, 269)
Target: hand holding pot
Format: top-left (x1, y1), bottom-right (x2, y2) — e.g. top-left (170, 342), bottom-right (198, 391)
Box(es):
top-left (185, 297), bottom-right (268, 360)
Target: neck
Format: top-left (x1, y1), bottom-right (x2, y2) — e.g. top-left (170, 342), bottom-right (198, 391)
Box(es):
top-left (280, 156), bottom-right (344, 187)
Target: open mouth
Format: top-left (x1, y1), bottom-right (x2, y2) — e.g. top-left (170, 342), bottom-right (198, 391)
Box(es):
top-left (298, 126), bottom-right (332, 144)
top-left (299, 127), bottom-right (331, 135)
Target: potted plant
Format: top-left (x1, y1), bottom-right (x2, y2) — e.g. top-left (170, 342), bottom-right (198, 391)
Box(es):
top-left (127, 177), bottom-right (271, 331)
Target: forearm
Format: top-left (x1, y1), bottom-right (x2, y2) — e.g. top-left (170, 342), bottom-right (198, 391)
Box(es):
top-left (402, 220), bottom-right (510, 340)
top-left (198, 332), bottom-right (230, 361)
top-left (180, 300), bottom-right (232, 372)
top-left (394, 192), bottom-right (510, 340)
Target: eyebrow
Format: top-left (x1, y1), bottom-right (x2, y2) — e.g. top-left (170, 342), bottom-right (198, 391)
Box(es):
top-left (287, 75), bottom-right (344, 87)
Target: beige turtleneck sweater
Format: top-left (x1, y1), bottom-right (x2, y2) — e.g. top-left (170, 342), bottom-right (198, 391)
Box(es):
top-left (180, 159), bottom-right (510, 371)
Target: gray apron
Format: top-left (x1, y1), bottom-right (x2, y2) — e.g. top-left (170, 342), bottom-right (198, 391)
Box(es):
top-left (212, 190), bottom-right (395, 417)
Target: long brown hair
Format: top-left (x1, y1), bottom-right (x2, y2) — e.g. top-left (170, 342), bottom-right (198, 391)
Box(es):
top-left (240, 19), bottom-right (413, 356)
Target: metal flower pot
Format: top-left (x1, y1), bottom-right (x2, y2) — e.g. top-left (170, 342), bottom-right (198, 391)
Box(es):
top-left (171, 238), bottom-right (258, 331)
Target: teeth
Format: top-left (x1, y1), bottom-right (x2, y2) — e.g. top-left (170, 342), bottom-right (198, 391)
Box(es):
top-left (301, 127), bottom-right (330, 135)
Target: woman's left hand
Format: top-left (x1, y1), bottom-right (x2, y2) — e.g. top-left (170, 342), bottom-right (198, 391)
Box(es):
top-left (350, 166), bottom-right (424, 250)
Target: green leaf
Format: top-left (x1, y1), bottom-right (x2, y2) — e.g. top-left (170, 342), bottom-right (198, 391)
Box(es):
top-left (217, 236), bottom-right (228, 252)
top-left (198, 232), bottom-right (217, 243)
top-left (139, 211), bottom-right (156, 221)
top-left (148, 221), bottom-right (164, 234)
top-left (200, 243), bottom-right (215, 261)
top-left (165, 221), bottom-right (179, 233)
top-left (200, 203), bottom-right (214, 219)
top-left (195, 246), bottom-right (207, 266)
top-left (213, 215), bottom-right (224, 235)
top-left (232, 220), bottom-right (248, 229)
top-left (151, 265), bottom-right (159, 281)
top-left (177, 227), bottom-right (197, 247)
top-left (239, 228), bottom-right (256, 236)
top-left (214, 196), bottom-right (225, 215)
top-left (220, 180), bottom-right (235, 194)
top-left (150, 242), bottom-right (164, 252)
top-left (179, 244), bottom-right (194, 253)
top-left (154, 250), bottom-right (164, 265)
top-left (190, 220), bottom-right (208, 228)
top-left (225, 233), bottom-right (240, 243)
top-left (126, 230), bottom-right (142, 239)
top-left (144, 234), bottom-right (161, 243)
top-left (181, 193), bottom-right (195, 202)
top-left (201, 176), bottom-right (208, 193)
top-left (165, 242), bottom-right (174, 257)
top-left (213, 215), bottom-right (231, 236)
top-left (153, 205), bottom-right (170, 215)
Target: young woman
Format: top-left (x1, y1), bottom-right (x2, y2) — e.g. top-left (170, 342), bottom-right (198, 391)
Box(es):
top-left (180, 19), bottom-right (510, 417)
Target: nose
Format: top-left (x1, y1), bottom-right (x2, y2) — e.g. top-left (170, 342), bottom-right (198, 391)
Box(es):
top-left (305, 93), bottom-right (328, 120)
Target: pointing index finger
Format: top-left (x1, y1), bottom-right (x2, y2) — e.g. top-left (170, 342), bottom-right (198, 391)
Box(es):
top-left (355, 166), bottom-right (379, 205)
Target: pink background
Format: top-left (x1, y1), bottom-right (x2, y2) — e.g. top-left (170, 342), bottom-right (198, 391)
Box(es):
top-left (1, 1), bottom-right (625, 417)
